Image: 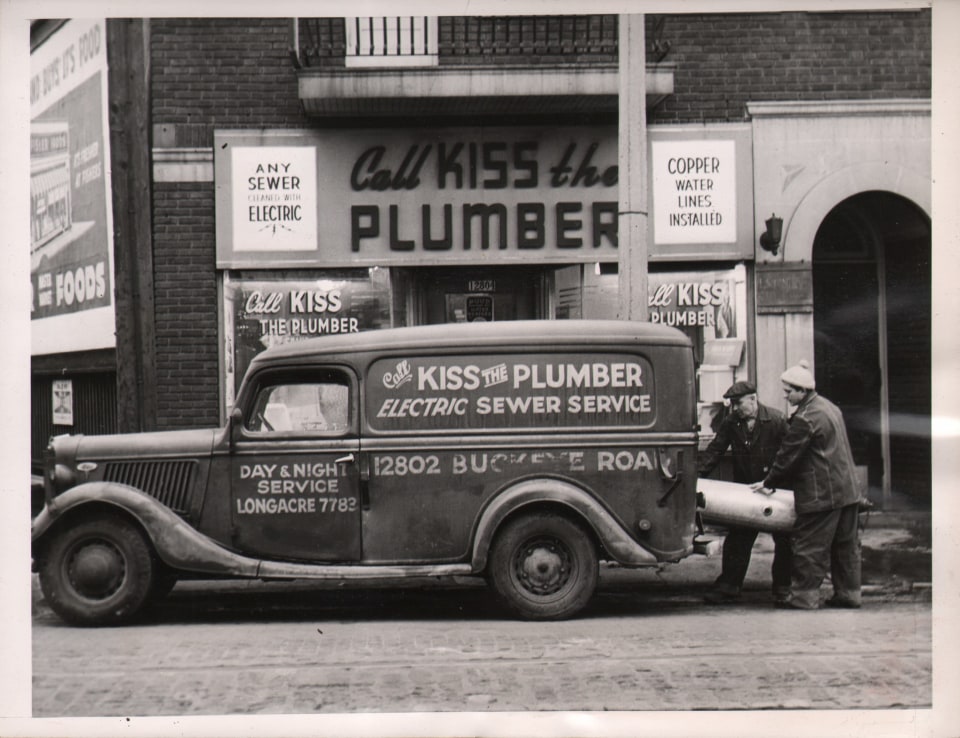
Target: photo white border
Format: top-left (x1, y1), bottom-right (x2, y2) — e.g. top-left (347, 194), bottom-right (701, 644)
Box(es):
top-left (2, 1), bottom-right (955, 737)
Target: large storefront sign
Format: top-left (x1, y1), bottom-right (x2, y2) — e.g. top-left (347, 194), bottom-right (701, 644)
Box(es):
top-left (222, 270), bottom-right (392, 410)
top-left (215, 125), bottom-right (754, 268)
top-left (30, 19), bottom-right (116, 354)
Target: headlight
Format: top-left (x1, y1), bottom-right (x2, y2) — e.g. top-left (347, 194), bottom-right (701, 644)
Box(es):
top-left (51, 463), bottom-right (76, 491)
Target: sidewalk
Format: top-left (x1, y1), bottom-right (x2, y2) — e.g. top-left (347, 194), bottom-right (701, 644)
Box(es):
top-left (606, 506), bottom-right (932, 602)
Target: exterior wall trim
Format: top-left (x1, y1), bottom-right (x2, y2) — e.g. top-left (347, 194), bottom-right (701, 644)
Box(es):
top-left (747, 99), bottom-right (930, 119)
top-left (153, 148), bottom-right (214, 183)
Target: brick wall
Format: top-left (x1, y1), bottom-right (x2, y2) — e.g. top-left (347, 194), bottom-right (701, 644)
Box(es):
top-left (152, 183), bottom-right (221, 428)
top-left (650, 11), bottom-right (931, 124)
top-left (150, 19), bottom-right (307, 427)
top-left (151, 18), bottom-right (306, 148)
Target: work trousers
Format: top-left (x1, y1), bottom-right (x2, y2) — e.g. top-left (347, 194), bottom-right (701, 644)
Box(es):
top-left (716, 527), bottom-right (792, 595)
top-left (789, 502), bottom-right (862, 609)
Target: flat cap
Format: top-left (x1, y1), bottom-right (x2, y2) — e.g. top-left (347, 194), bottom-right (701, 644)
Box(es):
top-left (723, 381), bottom-right (757, 399)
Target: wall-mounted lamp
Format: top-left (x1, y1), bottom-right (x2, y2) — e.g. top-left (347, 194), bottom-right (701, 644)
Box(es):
top-left (759, 214), bottom-right (783, 256)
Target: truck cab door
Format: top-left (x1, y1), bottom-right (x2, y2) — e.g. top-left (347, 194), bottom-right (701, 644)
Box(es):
top-left (229, 366), bottom-right (361, 562)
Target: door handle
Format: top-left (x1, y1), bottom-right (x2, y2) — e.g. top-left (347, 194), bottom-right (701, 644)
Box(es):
top-left (334, 453), bottom-right (355, 465)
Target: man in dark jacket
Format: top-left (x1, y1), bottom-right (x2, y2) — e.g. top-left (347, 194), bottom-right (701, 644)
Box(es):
top-left (698, 381), bottom-right (790, 604)
top-left (753, 361), bottom-right (862, 610)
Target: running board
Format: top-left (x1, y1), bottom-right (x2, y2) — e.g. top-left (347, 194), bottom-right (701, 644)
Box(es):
top-left (255, 561), bottom-right (474, 580)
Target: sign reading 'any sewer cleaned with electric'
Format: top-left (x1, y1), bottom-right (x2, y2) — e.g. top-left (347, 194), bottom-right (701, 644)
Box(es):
top-left (367, 354), bottom-right (655, 432)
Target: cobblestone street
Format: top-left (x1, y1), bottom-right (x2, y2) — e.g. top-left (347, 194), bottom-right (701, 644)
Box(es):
top-left (32, 571), bottom-right (931, 717)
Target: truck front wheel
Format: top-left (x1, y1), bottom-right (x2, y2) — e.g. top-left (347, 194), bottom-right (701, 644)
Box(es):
top-left (488, 512), bottom-right (598, 620)
top-left (38, 513), bottom-right (155, 626)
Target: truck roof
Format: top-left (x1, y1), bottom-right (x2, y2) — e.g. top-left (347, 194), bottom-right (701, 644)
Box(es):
top-left (252, 320), bottom-right (692, 366)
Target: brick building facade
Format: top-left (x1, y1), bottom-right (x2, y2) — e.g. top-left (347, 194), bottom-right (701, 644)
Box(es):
top-left (30, 11), bottom-right (931, 509)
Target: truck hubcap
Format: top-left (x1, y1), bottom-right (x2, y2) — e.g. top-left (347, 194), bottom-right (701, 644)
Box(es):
top-left (515, 537), bottom-right (570, 595)
top-left (68, 541), bottom-right (125, 599)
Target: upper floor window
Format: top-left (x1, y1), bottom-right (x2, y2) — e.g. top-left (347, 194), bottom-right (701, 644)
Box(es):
top-left (345, 16), bottom-right (438, 68)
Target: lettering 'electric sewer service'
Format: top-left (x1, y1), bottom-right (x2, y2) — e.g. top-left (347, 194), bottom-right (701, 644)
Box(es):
top-left (368, 354), bottom-right (655, 429)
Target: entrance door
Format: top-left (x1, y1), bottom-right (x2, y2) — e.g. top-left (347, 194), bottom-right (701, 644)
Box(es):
top-left (414, 267), bottom-right (545, 325)
top-left (813, 192), bottom-right (931, 508)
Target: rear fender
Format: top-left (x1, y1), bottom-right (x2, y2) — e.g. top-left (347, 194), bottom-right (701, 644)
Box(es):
top-left (470, 478), bottom-right (659, 570)
top-left (31, 483), bottom-right (259, 577)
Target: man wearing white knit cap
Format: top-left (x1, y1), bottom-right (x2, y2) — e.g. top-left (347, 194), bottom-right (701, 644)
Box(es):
top-left (751, 360), bottom-right (862, 610)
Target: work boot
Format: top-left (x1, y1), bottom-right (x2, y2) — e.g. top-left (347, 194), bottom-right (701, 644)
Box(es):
top-left (773, 586), bottom-right (791, 607)
top-left (824, 596), bottom-right (861, 609)
top-left (703, 584), bottom-right (740, 604)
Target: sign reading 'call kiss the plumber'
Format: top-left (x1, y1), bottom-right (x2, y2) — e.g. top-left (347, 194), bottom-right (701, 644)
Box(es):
top-left (215, 126), bottom-right (753, 268)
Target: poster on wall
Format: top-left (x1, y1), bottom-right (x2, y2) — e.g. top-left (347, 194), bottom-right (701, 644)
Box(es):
top-left (30, 19), bottom-right (115, 354)
top-left (647, 265), bottom-right (749, 408)
top-left (222, 270), bottom-right (392, 412)
top-left (52, 379), bottom-right (74, 426)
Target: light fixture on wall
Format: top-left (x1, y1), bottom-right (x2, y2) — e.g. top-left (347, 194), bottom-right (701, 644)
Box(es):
top-left (759, 214), bottom-right (783, 256)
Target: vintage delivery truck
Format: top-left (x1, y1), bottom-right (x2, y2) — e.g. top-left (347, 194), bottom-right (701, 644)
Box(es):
top-left (33, 319), bottom-right (746, 626)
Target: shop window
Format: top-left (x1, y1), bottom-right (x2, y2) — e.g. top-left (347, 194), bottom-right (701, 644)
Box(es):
top-left (222, 268), bottom-right (392, 418)
top-left (560, 263), bottom-right (749, 435)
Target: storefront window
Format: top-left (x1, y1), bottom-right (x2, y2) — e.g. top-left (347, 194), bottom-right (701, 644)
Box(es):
top-left (560, 263), bottom-right (749, 434)
top-left (222, 268), bottom-right (392, 413)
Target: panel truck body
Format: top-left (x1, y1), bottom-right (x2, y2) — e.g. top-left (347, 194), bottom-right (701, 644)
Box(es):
top-left (33, 320), bottom-right (699, 624)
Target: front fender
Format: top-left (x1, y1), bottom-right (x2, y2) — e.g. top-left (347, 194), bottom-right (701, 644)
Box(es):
top-left (31, 483), bottom-right (259, 577)
top-left (470, 478), bottom-right (659, 570)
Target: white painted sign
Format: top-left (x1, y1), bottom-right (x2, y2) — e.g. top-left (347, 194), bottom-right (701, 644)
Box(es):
top-left (231, 146), bottom-right (317, 252)
top-left (52, 380), bottom-right (73, 425)
top-left (652, 139), bottom-right (737, 245)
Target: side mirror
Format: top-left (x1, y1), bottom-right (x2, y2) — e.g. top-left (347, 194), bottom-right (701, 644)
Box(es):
top-left (229, 407), bottom-right (244, 449)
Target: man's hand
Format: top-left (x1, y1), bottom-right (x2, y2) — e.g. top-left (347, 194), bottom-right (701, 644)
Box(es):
top-left (750, 482), bottom-right (775, 496)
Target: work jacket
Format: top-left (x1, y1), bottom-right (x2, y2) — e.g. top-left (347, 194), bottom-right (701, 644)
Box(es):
top-left (698, 402), bottom-right (787, 484)
top-left (763, 391), bottom-right (861, 514)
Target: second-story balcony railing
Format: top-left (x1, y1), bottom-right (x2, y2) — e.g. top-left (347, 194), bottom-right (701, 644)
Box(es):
top-left (293, 15), bottom-right (673, 118)
top-left (296, 16), bottom-right (620, 68)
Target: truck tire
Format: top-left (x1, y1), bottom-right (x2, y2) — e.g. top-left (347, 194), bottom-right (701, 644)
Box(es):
top-left (488, 512), bottom-right (598, 620)
top-left (38, 513), bottom-right (155, 626)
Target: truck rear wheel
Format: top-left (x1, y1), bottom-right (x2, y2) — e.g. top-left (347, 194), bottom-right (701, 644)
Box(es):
top-left (488, 512), bottom-right (598, 620)
top-left (38, 513), bottom-right (155, 626)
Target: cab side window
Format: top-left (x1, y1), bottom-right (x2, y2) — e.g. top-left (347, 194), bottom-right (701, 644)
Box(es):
top-left (246, 372), bottom-right (350, 435)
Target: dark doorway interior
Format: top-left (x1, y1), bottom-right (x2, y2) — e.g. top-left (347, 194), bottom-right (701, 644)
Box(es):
top-left (812, 192), bottom-right (931, 509)
top-left (412, 266), bottom-right (546, 325)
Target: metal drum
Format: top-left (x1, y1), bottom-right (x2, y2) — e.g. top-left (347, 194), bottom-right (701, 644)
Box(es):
top-left (697, 478), bottom-right (796, 532)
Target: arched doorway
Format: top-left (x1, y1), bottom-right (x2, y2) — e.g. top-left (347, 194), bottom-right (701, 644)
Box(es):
top-left (812, 192), bottom-right (931, 510)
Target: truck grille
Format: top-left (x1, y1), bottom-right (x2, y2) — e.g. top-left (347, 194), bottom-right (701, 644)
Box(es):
top-left (103, 460), bottom-right (196, 514)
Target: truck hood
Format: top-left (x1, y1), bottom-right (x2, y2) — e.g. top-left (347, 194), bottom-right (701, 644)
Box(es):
top-left (70, 427), bottom-right (220, 461)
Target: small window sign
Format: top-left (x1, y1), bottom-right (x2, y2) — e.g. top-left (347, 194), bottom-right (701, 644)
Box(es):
top-left (466, 295), bottom-right (494, 322)
top-left (52, 379), bottom-right (73, 426)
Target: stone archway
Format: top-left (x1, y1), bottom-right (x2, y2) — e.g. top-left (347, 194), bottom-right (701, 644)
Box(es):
top-left (781, 162), bottom-right (930, 264)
